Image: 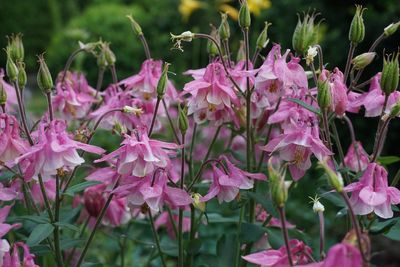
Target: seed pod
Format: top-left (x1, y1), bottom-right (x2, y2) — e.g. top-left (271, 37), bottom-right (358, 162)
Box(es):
top-left (380, 52), bottom-right (399, 96)
top-left (349, 5), bottom-right (366, 44)
top-left (8, 33), bottom-right (24, 62)
top-left (5, 47), bottom-right (18, 82)
top-left (317, 71), bottom-right (332, 110)
top-left (292, 12), bottom-right (320, 55)
top-left (37, 54), bottom-right (53, 93)
top-left (126, 14), bottom-right (143, 36)
top-left (256, 22), bottom-right (271, 49)
top-left (268, 160), bottom-right (288, 208)
top-left (17, 62), bottom-right (27, 89)
top-left (0, 81), bottom-right (7, 105)
top-left (178, 103), bottom-right (189, 135)
top-left (157, 63), bottom-right (170, 99)
top-left (103, 43), bottom-right (116, 66)
top-left (384, 21), bottom-right (400, 37)
top-left (218, 12), bottom-right (230, 40)
top-left (238, 0), bottom-right (251, 29)
top-left (352, 52), bottom-right (376, 70)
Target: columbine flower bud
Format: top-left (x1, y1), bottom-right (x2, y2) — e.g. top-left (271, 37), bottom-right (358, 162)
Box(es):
top-left (318, 159), bottom-right (344, 192)
top-left (236, 40), bottom-right (245, 62)
top-left (238, 0), bottom-right (251, 29)
top-left (218, 12), bottom-right (230, 40)
top-left (317, 74), bottom-right (332, 110)
top-left (207, 25), bottom-right (219, 57)
top-left (380, 52), bottom-right (399, 96)
top-left (37, 54), bottom-right (53, 93)
top-left (352, 52), bottom-right (376, 70)
top-left (349, 5), bottom-right (366, 44)
top-left (268, 159), bottom-right (288, 208)
top-left (306, 46), bottom-right (318, 66)
top-left (103, 43), bottom-right (116, 66)
top-left (178, 103), bottom-right (189, 135)
top-left (157, 63), bottom-right (170, 99)
top-left (192, 193), bottom-right (206, 212)
top-left (8, 33), bottom-right (24, 62)
top-left (5, 47), bottom-right (18, 82)
top-left (0, 81), bottom-right (7, 106)
top-left (126, 14), bottom-right (143, 36)
top-left (384, 21), bottom-right (400, 37)
top-left (17, 62), bottom-right (27, 89)
top-left (256, 22), bottom-right (271, 49)
top-left (84, 190), bottom-right (105, 218)
top-left (292, 12), bottom-right (320, 55)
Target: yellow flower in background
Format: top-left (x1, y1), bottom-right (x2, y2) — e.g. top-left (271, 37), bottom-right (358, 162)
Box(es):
top-left (179, 0), bottom-right (206, 21)
top-left (247, 0), bottom-right (271, 16)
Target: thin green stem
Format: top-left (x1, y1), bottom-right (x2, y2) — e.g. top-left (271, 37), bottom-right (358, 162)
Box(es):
top-left (187, 205), bottom-right (196, 267)
top-left (188, 123), bottom-right (197, 180)
top-left (234, 206), bottom-right (245, 267)
top-left (148, 211), bottom-right (167, 267)
top-left (139, 34), bottom-right (152, 60)
top-left (46, 92), bottom-right (54, 122)
top-left (277, 207), bottom-right (293, 266)
top-left (178, 133), bottom-right (186, 267)
top-left (110, 65), bottom-right (118, 84)
top-left (344, 42), bottom-right (356, 85)
top-left (13, 81), bottom-right (33, 145)
top-left (54, 174), bottom-right (64, 267)
top-left (203, 125), bottom-right (222, 162)
top-left (162, 99), bottom-right (181, 144)
top-left (148, 97), bottom-right (161, 136)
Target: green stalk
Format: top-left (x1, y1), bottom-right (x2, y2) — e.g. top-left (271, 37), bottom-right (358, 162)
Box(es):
top-left (178, 133), bottom-right (186, 267)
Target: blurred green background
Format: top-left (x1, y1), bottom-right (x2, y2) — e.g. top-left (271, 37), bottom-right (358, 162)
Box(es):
top-left (1, 0), bottom-right (400, 266)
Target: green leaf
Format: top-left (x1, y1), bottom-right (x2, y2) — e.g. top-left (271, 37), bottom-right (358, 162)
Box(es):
top-left (217, 234), bottom-right (236, 267)
top-left (7, 215), bottom-right (50, 224)
top-left (29, 244), bottom-right (52, 256)
top-left (265, 228), bottom-right (283, 249)
top-left (287, 98), bottom-right (321, 115)
top-left (240, 223), bottom-right (265, 243)
top-left (60, 238), bottom-right (85, 250)
top-left (63, 181), bottom-right (102, 197)
top-left (186, 238), bottom-right (202, 255)
top-left (384, 221), bottom-right (400, 241)
top-left (378, 156), bottom-right (400, 165)
top-left (59, 206), bottom-right (82, 223)
top-left (26, 223), bottom-right (54, 246)
top-left (370, 219), bottom-right (397, 235)
top-left (245, 191), bottom-right (279, 218)
top-left (54, 222), bottom-right (80, 232)
top-left (206, 213), bottom-right (239, 224)
top-left (160, 238), bottom-right (178, 257)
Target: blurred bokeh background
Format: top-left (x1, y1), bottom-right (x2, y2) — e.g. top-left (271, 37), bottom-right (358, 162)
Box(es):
top-left (1, 0), bottom-right (400, 266)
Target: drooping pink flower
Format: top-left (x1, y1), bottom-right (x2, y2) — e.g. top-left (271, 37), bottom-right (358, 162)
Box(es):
top-left (15, 120), bottom-right (105, 180)
top-left (53, 71), bottom-right (98, 119)
top-left (347, 73), bottom-right (400, 117)
top-left (200, 157), bottom-right (266, 203)
top-left (319, 68), bottom-right (348, 116)
top-left (155, 209), bottom-right (191, 239)
top-left (183, 61), bottom-right (240, 126)
top-left (120, 59), bottom-right (178, 101)
top-left (2, 242), bottom-right (39, 267)
top-left (0, 183), bottom-right (18, 202)
top-left (0, 113), bottom-right (29, 163)
top-left (0, 205), bottom-right (20, 239)
top-left (261, 124), bottom-right (331, 181)
top-left (344, 162), bottom-right (400, 218)
top-left (344, 141), bottom-right (369, 172)
top-left (254, 44), bottom-right (308, 107)
top-left (298, 242), bottom-right (362, 267)
top-left (242, 239), bottom-right (312, 267)
top-left (95, 127), bottom-right (179, 177)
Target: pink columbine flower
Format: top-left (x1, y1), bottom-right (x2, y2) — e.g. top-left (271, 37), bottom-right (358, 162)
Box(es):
top-left (31, 179), bottom-right (56, 206)
top-left (15, 120), bottom-right (105, 180)
top-left (2, 242), bottom-right (39, 267)
top-left (298, 242), bottom-right (362, 267)
top-left (183, 62), bottom-right (240, 126)
top-left (344, 141), bottom-right (369, 172)
top-left (0, 183), bottom-right (18, 202)
top-left (344, 162), bottom-right (400, 218)
top-left (254, 44), bottom-right (308, 107)
top-left (53, 71), bottom-right (98, 119)
top-left (319, 68), bottom-right (348, 116)
top-left (261, 121), bottom-right (332, 181)
top-left (0, 205), bottom-right (20, 239)
top-left (115, 172), bottom-right (192, 212)
top-left (95, 127), bottom-right (179, 177)
top-left (200, 157), bottom-right (266, 203)
top-left (155, 209), bottom-right (191, 239)
top-left (120, 59), bottom-right (178, 101)
top-left (0, 114), bottom-right (29, 163)
top-left (242, 239), bottom-right (312, 267)
top-left (347, 73), bottom-right (400, 117)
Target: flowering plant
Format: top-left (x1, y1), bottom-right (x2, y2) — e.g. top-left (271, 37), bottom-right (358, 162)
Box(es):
top-left (0, 2), bottom-right (399, 267)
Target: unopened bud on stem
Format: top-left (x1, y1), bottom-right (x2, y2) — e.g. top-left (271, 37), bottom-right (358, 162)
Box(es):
top-left (349, 5), bottom-right (366, 44)
top-left (37, 54), bottom-right (53, 94)
top-left (318, 160), bottom-right (344, 192)
top-left (8, 33), bottom-right (24, 62)
top-left (268, 159), bottom-right (288, 208)
top-left (292, 12), bottom-right (320, 55)
top-left (0, 81), bottom-right (7, 106)
top-left (157, 63), bottom-right (170, 99)
top-left (352, 52), bottom-right (376, 70)
top-left (384, 21), bottom-right (400, 37)
top-left (317, 72), bottom-right (332, 110)
top-left (256, 22), bottom-right (271, 49)
top-left (126, 14), bottom-right (143, 36)
top-left (380, 52), bottom-right (399, 96)
top-left (178, 103), bottom-right (189, 135)
top-left (238, 0), bottom-right (251, 29)
top-left (219, 13), bottom-right (230, 40)
top-left (5, 47), bottom-right (18, 82)
top-left (17, 62), bottom-right (27, 89)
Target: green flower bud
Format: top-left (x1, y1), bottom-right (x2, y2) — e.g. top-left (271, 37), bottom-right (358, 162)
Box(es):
top-left (317, 74), bottom-right (332, 110)
top-left (207, 25), bottom-right (219, 57)
top-left (157, 63), bottom-right (170, 99)
top-left (219, 12), bottom-right (230, 40)
top-left (380, 52), bottom-right (399, 96)
top-left (17, 62), bottom-right (27, 89)
top-left (178, 103), bottom-right (189, 135)
top-left (292, 12), bottom-right (320, 55)
top-left (126, 14), bottom-right (143, 36)
top-left (349, 5), bottom-right (366, 44)
top-left (256, 22), bottom-right (271, 49)
top-left (97, 51), bottom-right (108, 69)
top-left (268, 160), bottom-right (288, 208)
top-left (8, 33), bottom-right (24, 62)
top-left (5, 47), bottom-right (18, 82)
top-left (192, 193), bottom-right (206, 212)
top-left (384, 21), bottom-right (400, 37)
top-left (0, 81), bottom-right (7, 106)
top-left (37, 54), bottom-right (53, 93)
top-left (236, 40), bottom-right (246, 62)
top-left (388, 100), bottom-right (400, 118)
top-left (318, 160), bottom-right (344, 192)
top-left (238, 0), bottom-right (251, 29)
top-left (352, 52), bottom-right (376, 70)
top-left (103, 43), bottom-right (116, 66)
